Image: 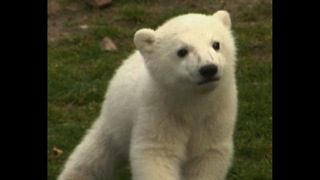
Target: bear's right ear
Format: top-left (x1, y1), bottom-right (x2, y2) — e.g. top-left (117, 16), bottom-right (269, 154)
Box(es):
top-left (134, 28), bottom-right (156, 53)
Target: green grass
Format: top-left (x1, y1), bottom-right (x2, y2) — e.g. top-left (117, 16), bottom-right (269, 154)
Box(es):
top-left (48, 1), bottom-right (272, 180)
top-left (118, 4), bottom-right (149, 23)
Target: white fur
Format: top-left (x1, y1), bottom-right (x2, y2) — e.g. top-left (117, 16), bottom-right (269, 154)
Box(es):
top-left (58, 10), bottom-right (238, 180)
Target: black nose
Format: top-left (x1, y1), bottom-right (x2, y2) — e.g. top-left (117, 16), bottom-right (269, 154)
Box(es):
top-left (199, 64), bottom-right (218, 78)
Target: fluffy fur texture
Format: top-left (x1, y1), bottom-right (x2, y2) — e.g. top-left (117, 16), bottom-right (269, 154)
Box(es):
top-left (58, 10), bottom-right (238, 180)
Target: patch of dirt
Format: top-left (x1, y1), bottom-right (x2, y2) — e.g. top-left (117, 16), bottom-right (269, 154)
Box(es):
top-left (48, 0), bottom-right (86, 43)
top-left (47, 0), bottom-right (271, 45)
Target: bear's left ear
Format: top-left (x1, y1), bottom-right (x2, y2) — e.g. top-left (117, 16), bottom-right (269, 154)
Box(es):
top-left (134, 28), bottom-right (156, 53)
top-left (212, 10), bottom-right (232, 29)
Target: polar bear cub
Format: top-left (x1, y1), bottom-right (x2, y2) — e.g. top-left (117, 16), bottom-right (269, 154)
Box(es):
top-left (58, 10), bottom-right (238, 180)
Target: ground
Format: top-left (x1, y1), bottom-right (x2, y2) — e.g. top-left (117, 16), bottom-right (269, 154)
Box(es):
top-left (48, 0), bottom-right (272, 179)
top-left (48, 0), bottom-right (271, 44)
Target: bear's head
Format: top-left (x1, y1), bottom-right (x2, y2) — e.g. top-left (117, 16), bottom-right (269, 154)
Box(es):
top-left (134, 10), bottom-right (237, 93)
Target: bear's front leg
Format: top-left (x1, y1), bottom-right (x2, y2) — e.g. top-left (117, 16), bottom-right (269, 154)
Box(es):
top-left (182, 142), bottom-right (234, 180)
top-left (130, 114), bottom-right (189, 180)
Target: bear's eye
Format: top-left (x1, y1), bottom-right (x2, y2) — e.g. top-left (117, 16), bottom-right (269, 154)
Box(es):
top-left (177, 48), bottom-right (188, 58)
top-left (212, 41), bottom-right (220, 50)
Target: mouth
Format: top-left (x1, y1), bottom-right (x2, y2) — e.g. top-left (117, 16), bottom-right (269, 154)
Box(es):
top-left (197, 77), bottom-right (220, 85)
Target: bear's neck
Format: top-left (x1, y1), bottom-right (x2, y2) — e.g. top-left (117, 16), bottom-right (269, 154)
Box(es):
top-left (141, 73), bottom-right (236, 109)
